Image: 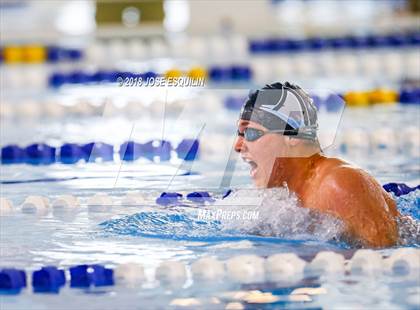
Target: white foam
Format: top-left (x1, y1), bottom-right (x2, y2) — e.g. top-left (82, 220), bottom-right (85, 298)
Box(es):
top-left (115, 263), bottom-right (145, 285)
top-left (52, 195), bottom-right (80, 209)
top-left (266, 253), bottom-right (307, 282)
top-left (225, 255), bottom-right (265, 284)
top-left (218, 188), bottom-right (343, 241)
top-left (209, 240), bottom-right (254, 250)
top-left (0, 197), bottom-right (13, 216)
top-left (350, 249), bottom-right (383, 275)
top-left (306, 251), bottom-right (345, 275)
top-left (191, 257), bottom-right (225, 282)
top-left (155, 261), bottom-right (187, 286)
top-left (21, 195), bottom-right (50, 214)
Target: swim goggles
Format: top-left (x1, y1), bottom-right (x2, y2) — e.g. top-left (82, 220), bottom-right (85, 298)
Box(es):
top-left (237, 126), bottom-right (317, 142)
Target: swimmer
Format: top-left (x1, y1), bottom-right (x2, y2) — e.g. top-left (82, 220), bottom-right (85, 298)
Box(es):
top-left (234, 82), bottom-right (399, 248)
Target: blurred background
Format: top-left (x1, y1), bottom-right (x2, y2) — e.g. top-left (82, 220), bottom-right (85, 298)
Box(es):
top-left (0, 0), bottom-right (419, 191)
top-left (1, 3), bottom-right (419, 308)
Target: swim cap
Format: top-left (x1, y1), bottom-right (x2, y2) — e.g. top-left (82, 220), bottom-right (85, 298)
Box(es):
top-left (239, 82), bottom-right (318, 140)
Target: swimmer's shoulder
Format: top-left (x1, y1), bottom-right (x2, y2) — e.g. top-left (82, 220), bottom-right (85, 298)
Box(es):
top-left (319, 158), bottom-right (396, 205)
top-left (312, 156), bottom-right (359, 188)
top-left (313, 157), bottom-right (399, 247)
top-left (317, 156), bottom-right (375, 187)
top-left (313, 156), bottom-right (395, 213)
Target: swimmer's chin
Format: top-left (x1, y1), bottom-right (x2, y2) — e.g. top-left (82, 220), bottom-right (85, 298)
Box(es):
top-left (252, 177), bottom-right (269, 189)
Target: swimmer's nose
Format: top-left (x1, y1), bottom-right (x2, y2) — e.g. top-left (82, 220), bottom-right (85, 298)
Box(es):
top-left (234, 135), bottom-right (246, 153)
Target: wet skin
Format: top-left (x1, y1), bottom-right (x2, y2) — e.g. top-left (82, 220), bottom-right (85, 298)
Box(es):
top-left (235, 120), bottom-right (399, 248)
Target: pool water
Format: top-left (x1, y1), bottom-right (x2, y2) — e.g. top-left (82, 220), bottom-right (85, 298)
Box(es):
top-left (1, 101), bottom-right (419, 309)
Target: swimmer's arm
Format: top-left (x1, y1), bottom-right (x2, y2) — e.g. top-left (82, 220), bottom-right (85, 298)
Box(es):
top-left (321, 167), bottom-right (398, 248)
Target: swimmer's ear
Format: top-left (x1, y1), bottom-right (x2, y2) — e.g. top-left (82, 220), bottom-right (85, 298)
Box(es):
top-left (286, 137), bottom-right (301, 147)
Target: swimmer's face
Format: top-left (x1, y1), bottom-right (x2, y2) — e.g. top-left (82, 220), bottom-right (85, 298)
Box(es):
top-left (234, 120), bottom-right (291, 188)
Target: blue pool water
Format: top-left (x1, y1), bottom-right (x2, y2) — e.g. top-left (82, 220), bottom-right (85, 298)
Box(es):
top-left (100, 188), bottom-right (419, 244)
top-left (1, 103), bottom-right (419, 309)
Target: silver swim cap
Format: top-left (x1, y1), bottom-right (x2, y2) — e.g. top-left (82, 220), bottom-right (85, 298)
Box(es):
top-left (239, 82), bottom-right (318, 140)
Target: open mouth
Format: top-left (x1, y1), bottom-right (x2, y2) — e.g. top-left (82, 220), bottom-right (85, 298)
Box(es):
top-left (243, 158), bottom-right (258, 178)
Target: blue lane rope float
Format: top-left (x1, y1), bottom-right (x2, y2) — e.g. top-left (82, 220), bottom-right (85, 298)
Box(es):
top-left (59, 143), bottom-right (86, 164)
top-left (119, 141), bottom-right (143, 161)
top-left (1, 145), bottom-right (26, 164)
top-left (383, 183), bottom-right (420, 197)
top-left (25, 143), bottom-right (56, 165)
top-left (47, 64), bottom-right (251, 88)
top-left (156, 192), bottom-right (183, 206)
top-left (147, 184), bottom-right (417, 207)
top-left (0, 172), bottom-right (196, 185)
top-left (222, 189), bottom-right (233, 199)
top-left (0, 88), bottom-right (417, 123)
top-left (32, 266), bottom-right (65, 293)
top-left (1, 139), bottom-right (199, 165)
top-left (70, 265), bottom-right (114, 288)
top-left (223, 88), bottom-right (419, 111)
top-left (248, 32), bottom-right (420, 54)
top-left (175, 139), bottom-right (200, 161)
top-left (82, 142), bottom-right (114, 162)
top-left (0, 268), bottom-right (27, 293)
top-left (186, 191), bottom-right (214, 203)
top-left (155, 191), bottom-right (215, 206)
top-left (399, 88), bottom-right (420, 105)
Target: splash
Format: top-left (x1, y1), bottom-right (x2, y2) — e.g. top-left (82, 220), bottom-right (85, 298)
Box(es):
top-left (100, 187), bottom-right (344, 244)
top-left (100, 211), bottom-right (223, 241)
top-left (395, 189), bottom-right (420, 246)
top-left (100, 187), bottom-right (420, 247)
top-left (213, 187), bottom-right (344, 242)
